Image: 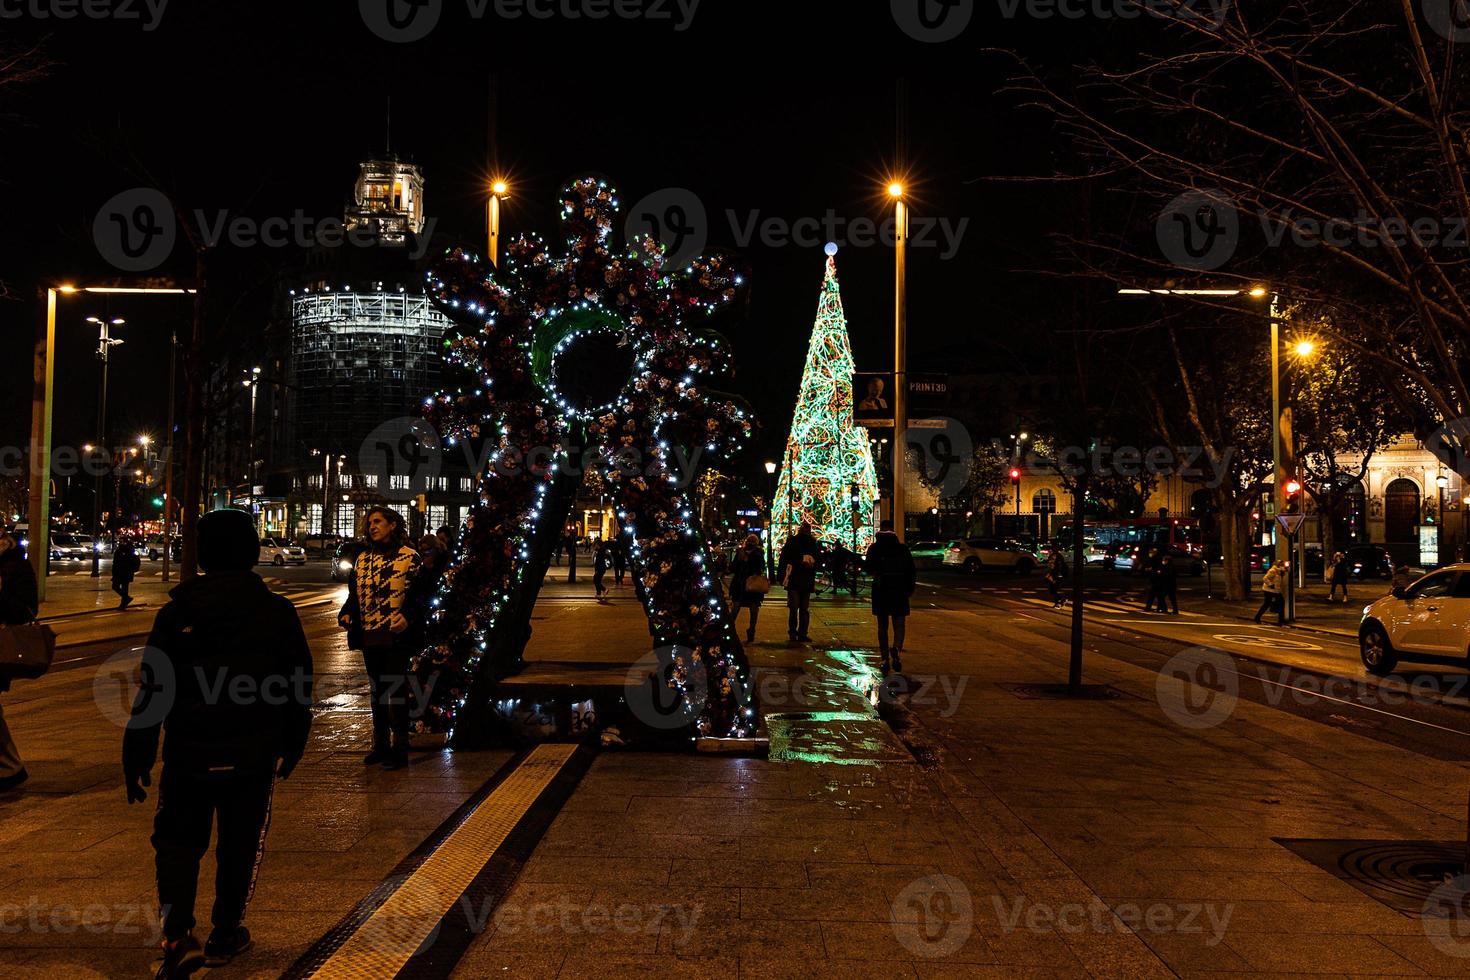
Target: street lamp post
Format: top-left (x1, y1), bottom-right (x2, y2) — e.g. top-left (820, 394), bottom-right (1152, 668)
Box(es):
top-left (1118, 284), bottom-right (1299, 614)
top-left (488, 179), bottom-right (508, 267)
top-left (28, 285), bottom-right (196, 600)
top-left (162, 330), bottom-right (177, 582)
top-left (1462, 493), bottom-right (1469, 562)
top-left (890, 181), bottom-right (907, 543)
top-left (242, 367), bottom-right (261, 532)
top-left (1436, 471), bottom-right (1448, 567)
top-left (86, 316), bottom-right (124, 577)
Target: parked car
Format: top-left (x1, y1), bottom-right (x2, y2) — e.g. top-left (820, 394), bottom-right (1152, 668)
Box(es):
top-left (1359, 565), bottom-right (1470, 675)
top-left (942, 538), bottom-right (1037, 575)
top-left (908, 540), bottom-right (947, 566)
top-left (331, 540), bottom-right (366, 582)
top-left (259, 537), bottom-right (307, 566)
top-left (143, 535), bottom-right (182, 561)
top-left (49, 533), bottom-right (91, 560)
top-left (1342, 544), bottom-right (1393, 580)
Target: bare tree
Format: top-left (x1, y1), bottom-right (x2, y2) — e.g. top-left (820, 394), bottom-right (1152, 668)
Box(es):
top-left (1008, 1), bottom-right (1470, 431)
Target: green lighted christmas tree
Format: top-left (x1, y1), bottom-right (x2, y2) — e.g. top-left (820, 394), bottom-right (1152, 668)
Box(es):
top-left (771, 248), bottom-right (879, 556)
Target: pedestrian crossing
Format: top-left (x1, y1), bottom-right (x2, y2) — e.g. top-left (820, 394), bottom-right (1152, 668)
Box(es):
top-left (1013, 595), bottom-right (1204, 618)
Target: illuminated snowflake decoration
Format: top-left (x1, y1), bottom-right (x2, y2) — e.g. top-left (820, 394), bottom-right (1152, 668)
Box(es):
top-left (415, 176), bottom-right (757, 740)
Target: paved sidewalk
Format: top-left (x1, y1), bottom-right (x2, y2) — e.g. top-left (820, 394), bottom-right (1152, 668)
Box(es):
top-left (5, 577), bottom-right (1470, 976)
top-left (448, 588), bottom-right (1470, 976)
top-left (0, 600), bottom-right (508, 978)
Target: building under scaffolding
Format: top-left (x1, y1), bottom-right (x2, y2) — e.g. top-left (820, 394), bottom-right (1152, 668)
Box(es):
top-left (290, 288), bottom-right (447, 453)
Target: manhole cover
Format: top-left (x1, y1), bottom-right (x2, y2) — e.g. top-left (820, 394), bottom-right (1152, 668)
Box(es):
top-left (1275, 838), bottom-right (1465, 915)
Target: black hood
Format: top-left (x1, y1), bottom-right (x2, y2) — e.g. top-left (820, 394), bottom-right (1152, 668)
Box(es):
top-left (164, 569), bottom-right (269, 617)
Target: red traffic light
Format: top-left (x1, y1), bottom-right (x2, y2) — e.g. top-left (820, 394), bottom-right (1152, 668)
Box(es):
top-left (1009, 468), bottom-right (1021, 482)
top-left (1285, 480), bottom-right (1302, 495)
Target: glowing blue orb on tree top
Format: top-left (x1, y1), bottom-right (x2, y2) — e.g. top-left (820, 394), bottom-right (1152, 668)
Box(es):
top-left (824, 242), bottom-right (839, 256)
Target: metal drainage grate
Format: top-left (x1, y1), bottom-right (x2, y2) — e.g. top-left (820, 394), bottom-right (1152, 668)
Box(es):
top-left (1274, 838), bottom-right (1465, 915)
top-left (997, 683), bottom-right (1122, 700)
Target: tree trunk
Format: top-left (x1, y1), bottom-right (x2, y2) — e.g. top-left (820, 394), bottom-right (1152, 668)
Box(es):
top-left (1217, 497), bottom-right (1251, 601)
top-left (179, 253), bottom-right (206, 580)
top-left (1320, 496), bottom-right (1336, 579)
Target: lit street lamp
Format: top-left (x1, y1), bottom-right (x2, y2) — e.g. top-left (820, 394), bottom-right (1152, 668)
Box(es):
top-left (29, 284), bottom-right (195, 599)
top-left (1118, 283), bottom-right (1308, 616)
top-left (889, 180), bottom-right (907, 542)
top-left (1437, 471), bottom-right (1449, 566)
top-left (488, 178), bottom-right (509, 267)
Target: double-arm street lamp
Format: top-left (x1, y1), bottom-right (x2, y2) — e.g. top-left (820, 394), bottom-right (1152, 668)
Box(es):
top-left (84, 315), bottom-right (124, 577)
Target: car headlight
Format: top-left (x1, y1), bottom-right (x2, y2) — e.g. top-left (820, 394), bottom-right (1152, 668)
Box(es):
top-left (1362, 604), bottom-right (1372, 618)
top-left (337, 560), bottom-right (352, 571)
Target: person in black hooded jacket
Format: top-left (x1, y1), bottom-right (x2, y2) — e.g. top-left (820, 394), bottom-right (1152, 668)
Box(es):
top-left (0, 531), bottom-right (37, 793)
top-left (123, 509), bottom-right (313, 978)
top-left (865, 521), bottom-right (916, 673)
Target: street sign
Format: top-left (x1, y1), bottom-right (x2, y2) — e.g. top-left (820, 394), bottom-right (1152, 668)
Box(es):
top-left (1276, 513), bottom-right (1306, 536)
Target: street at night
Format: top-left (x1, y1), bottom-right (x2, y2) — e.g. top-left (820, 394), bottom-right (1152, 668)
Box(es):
top-left (6, 2), bottom-right (1470, 978)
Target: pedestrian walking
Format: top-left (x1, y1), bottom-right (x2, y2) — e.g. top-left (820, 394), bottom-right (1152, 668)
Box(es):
top-left (112, 540), bottom-right (141, 610)
top-left (123, 509), bottom-right (314, 978)
top-left (1392, 563), bottom-right (1414, 593)
top-left (338, 506), bottom-right (421, 771)
top-left (612, 538), bottom-right (627, 587)
top-left (1157, 552), bottom-right (1179, 614)
top-left (1044, 548), bottom-right (1066, 608)
top-left (1328, 551), bottom-right (1350, 603)
top-left (865, 521), bottom-right (916, 672)
top-left (778, 523), bottom-right (821, 643)
top-left (0, 531), bottom-right (38, 793)
top-left (593, 540), bottom-right (611, 602)
top-left (1140, 547), bottom-right (1161, 611)
top-left (728, 533), bottom-right (769, 643)
top-left (1254, 560), bottom-right (1288, 625)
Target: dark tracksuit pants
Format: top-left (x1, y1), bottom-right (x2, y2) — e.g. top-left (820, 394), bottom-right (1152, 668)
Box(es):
top-left (787, 589), bottom-right (812, 638)
top-left (364, 642), bottom-right (412, 751)
top-left (153, 763), bottom-right (276, 940)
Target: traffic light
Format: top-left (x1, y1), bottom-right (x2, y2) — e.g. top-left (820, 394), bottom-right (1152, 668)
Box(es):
top-left (1009, 467), bottom-right (1021, 485)
top-left (151, 496), bottom-right (165, 508)
top-left (1284, 479), bottom-right (1302, 514)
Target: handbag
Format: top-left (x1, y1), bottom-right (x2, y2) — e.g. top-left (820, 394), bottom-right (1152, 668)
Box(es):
top-left (0, 622), bottom-right (57, 680)
top-left (744, 574), bottom-right (771, 595)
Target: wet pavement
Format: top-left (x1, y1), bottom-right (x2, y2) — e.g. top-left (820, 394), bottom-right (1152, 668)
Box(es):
top-left (5, 574), bottom-right (1470, 975)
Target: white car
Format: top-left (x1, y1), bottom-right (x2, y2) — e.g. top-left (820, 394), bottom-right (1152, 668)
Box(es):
top-left (1359, 564), bottom-right (1470, 675)
top-left (49, 533), bottom-right (92, 560)
top-left (259, 537), bottom-right (307, 566)
top-left (942, 537), bottom-right (1037, 575)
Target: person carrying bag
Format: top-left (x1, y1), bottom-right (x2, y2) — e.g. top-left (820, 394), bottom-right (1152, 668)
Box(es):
top-left (0, 531), bottom-right (46, 792)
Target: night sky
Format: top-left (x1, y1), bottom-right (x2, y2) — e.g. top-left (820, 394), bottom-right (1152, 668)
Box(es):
top-left (0, 1), bottom-right (1119, 481)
